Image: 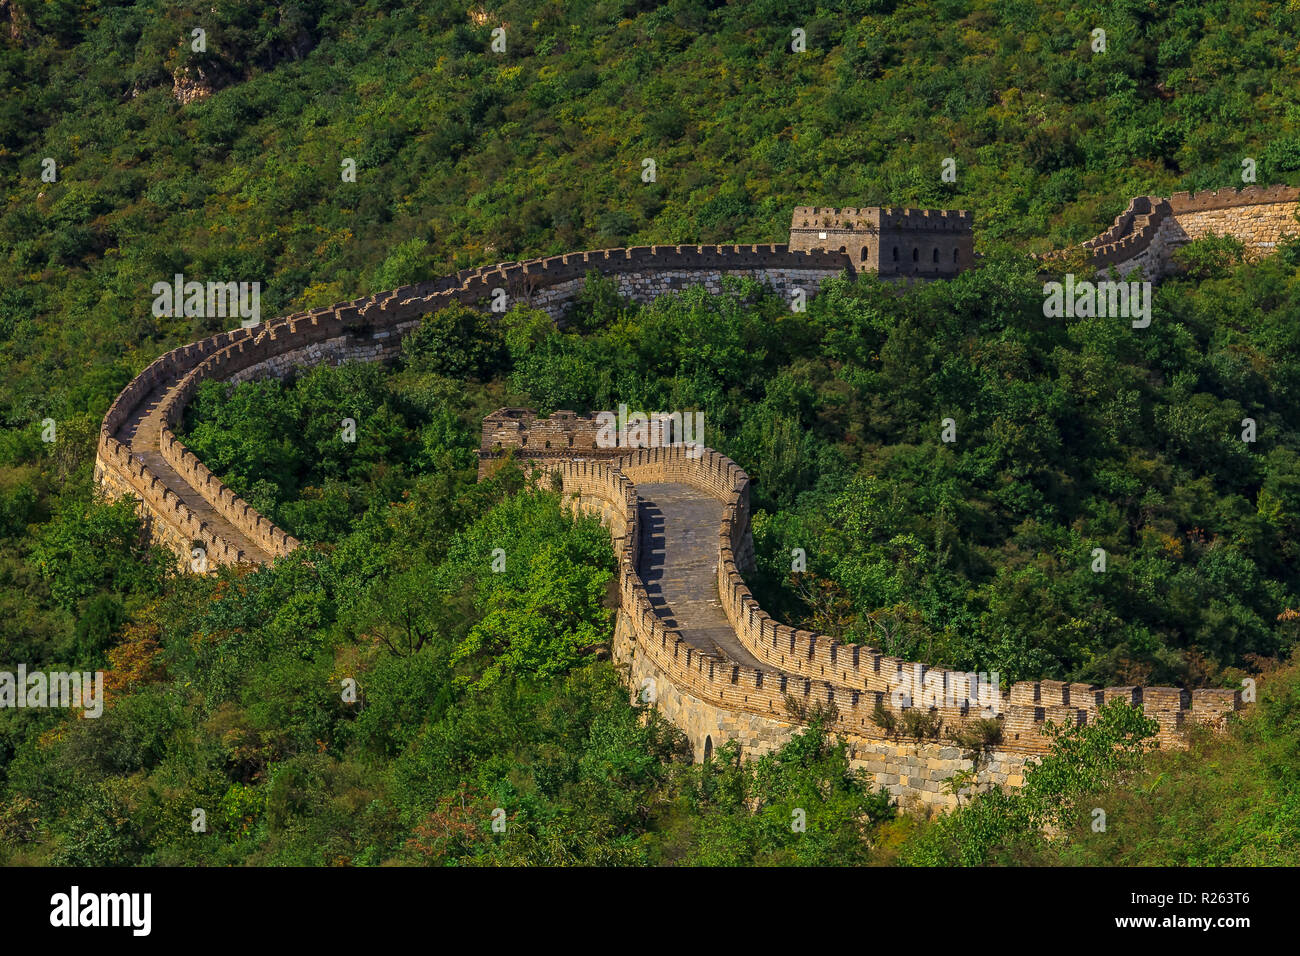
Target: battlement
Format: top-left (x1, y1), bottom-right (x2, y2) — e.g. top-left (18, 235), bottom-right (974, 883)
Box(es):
top-left (879, 207), bottom-right (974, 231)
top-left (478, 407), bottom-right (707, 477)
top-left (1167, 184), bottom-right (1300, 213)
top-left (791, 206), bottom-right (973, 231)
top-left (452, 242), bottom-right (852, 297)
top-left (792, 207), bottom-right (884, 230)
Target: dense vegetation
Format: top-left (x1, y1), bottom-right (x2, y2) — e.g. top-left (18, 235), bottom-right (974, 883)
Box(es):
top-left (4, 0), bottom-right (1300, 864)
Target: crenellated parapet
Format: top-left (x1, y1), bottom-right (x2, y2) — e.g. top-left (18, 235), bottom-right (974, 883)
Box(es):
top-left (1000, 680), bottom-right (1242, 750)
top-left (1166, 183), bottom-right (1300, 213)
top-left (478, 406), bottom-right (711, 478)
top-left (479, 408), bottom-right (623, 475)
top-left (453, 243), bottom-right (854, 317)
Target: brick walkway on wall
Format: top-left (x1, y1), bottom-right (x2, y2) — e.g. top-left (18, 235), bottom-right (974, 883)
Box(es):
top-left (115, 378), bottom-right (274, 564)
top-left (636, 482), bottom-right (766, 670)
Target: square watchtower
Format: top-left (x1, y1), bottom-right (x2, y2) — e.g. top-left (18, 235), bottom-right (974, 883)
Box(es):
top-left (788, 206), bottom-right (974, 277)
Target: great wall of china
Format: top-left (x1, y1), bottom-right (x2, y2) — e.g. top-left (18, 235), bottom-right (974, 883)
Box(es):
top-left (95, 186), bottom-right (1300, 809)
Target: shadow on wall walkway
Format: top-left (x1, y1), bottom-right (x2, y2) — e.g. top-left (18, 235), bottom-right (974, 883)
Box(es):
top-left (636, 482), bottom-right (767, 670)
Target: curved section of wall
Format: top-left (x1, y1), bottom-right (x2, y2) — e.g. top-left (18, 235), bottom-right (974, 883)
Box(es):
top-left (551, 450), bottom-right (1035, 807)
top-left (603, 444), bottom-right (1243, 756)
top-left (97, 245), bottom-right (854, 566)
top-left (95, 433), bottom-right (250, 565)
top-left (95, 326), bottom-right (267, 565)
top-left (1069, 185), bottom-right (1300, 276)
top-left (597, 447), bottom-right (1037, 752)
top-left (158, 428), bottom-right (298, 559)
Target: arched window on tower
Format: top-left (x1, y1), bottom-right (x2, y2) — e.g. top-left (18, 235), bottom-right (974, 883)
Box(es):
top-left (932, 248), bottom-right (939, 263)
top-left (861, 245), bottom-right (869, 262)
top-left (912, 247), bottom-right (919, 262)
top-left (953, 248), bottom-right (960, 264)
top-left (892, 246), bottom-right (899, 261)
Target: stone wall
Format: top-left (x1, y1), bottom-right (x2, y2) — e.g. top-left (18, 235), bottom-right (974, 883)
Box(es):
top-left (479, 406), bottom-right (710, 477)
top-left (521, 265), bottom-right (845, 319)
top-left (611, 442), bottom-right (1241, 754)
top-left (93, 435), bottom-right (251, 566)
top-left (454, 243), bottom-right (854, 321)
top-left (475, 415), bottom-right (1239, 802)
top-left (95, 196), bottom-right (1276, 810)
top-left (617, 604), bottom-right (1029, 810)
top-left (1081, 185), bottom-right (1300, 277)
top-left (97, 243), bottom-right (853, 566)
top-left (92, 450), bottom-right (212, 564)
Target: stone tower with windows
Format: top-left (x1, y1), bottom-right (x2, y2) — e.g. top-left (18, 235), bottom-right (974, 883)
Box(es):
top-left (788, 205), bottom-right (974, 277)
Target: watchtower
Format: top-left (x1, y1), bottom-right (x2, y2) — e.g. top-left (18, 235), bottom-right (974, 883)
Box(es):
top-left (788, 206), bottom-right (974, 277)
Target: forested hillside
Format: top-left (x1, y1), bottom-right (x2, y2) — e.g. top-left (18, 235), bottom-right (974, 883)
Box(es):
top-left (3, 0), bottom-right (1300, 866)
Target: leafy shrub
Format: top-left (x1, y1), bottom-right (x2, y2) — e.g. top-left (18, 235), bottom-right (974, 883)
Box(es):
top-left (1171, 234), bottom-right (1246, 279)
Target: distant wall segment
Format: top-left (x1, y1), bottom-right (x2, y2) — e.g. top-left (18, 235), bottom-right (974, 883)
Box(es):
top-left (99, 188), bottom-right (1300, 568)
top-left (1078, 185), bottom-right (1300, 276)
